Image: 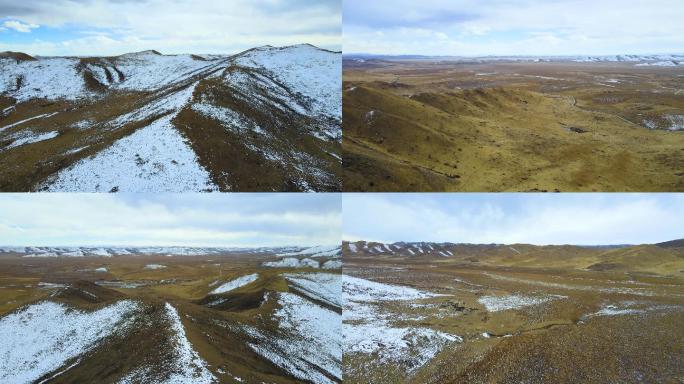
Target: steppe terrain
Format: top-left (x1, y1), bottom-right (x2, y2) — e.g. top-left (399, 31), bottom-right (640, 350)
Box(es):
top-left (343, 56), bottom-right (684, 191)
top-left (0, 245), bottom-right (341, 383)
top-left (0, 44), bottom-right (341, 192)
top-left (342, 240), bottom-right (684, 383)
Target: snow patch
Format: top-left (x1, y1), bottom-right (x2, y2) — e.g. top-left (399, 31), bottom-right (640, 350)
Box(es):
top-left (42, 114), bottom-right (217, 192)
top-left (0, 300), bottom-right (139, 384)
top-left (343, 275), bottom-right (459, 375)
top-left (210, 273), bottom-right (258, 294)
top-left (478, 294), bottom-right (562, 312)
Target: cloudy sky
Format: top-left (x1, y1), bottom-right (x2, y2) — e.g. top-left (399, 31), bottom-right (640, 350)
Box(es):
top-left (0, 0), bottom-right (341, 56)
top-left (344, 0), bottom-right (684, 56)
top-left (0, 194), bottom-right (340, 247)
top-left (343, 194), bottom-right (684, 245)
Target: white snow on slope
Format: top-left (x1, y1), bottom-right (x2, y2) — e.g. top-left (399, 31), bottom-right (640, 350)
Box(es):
top-left (277, 245), bottom-right (341, 258)
top-left (108, 82), bottom-right (198, 128)
top-left (343, 275), bottom-right (459, 374)
top-left (285, 273), bottom-right (342, 308)
top-left (245, 292), bottom-right (341, 384)
top-left (191, 102), bottom-right (266, 135)
top-left (235, 45), bottom-right (341, 121)
top-left (3, 131), bottom-right (58, 151)
top-left (210, 273), bottom-right (258, 294)
top-left (478, 294), bottom-right (562, 312)
top-left (0, 58), bottom-right (88, 102)
top-left (0, 300), bottom-right (139, 384)
top-left (2, 246), bottom-right (240, 257)
top-left (113, 52), bottom-right (224, 92)
top-left (119, 303), bottom-right (216, 384)
top-left (263, 257), bottom-right (301, 268)
top-left (90, 248), bottom-right (110, 257)
top-left (322, 260), bottom-right (342, 270)
top-left (42, 114), bottom-right (217, 192)
top-left (0, 52), bottom-right (227, 102)
top-left (144, 264), bottom-right (166, 270)
top-left (262, 257), bottom-right (320, 269)
top-left (343, 275), bottom-right (441, 302)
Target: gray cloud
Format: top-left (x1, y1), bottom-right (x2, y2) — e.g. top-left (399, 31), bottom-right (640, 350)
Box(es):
top-left (343, 0), bottom-right (684, 56)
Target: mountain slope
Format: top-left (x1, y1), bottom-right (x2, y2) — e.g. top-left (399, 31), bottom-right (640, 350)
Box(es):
top-left (0, 44), bottom-right (341, 191)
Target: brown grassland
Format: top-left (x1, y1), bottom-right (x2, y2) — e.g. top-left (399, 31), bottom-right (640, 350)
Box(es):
top-left (343, 60), bottom-right (684, 191)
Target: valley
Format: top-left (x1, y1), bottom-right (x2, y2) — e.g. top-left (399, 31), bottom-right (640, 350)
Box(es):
top-left (343, 56), bottom-right (684, 191)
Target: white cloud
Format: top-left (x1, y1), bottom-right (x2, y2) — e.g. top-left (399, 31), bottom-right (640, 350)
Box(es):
top-left (0, 0), bottom-right (341, 55)
top-left (1, 20), bottom-right (39, 33)
top-left (343, 194), bottom-right (684, 245)
top-left (0, 194), bottom-right (341, 247)
top-left (343, 0), bottom-right (684, 55)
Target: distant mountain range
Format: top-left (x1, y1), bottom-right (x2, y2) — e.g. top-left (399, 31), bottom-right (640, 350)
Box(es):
top-left (343, 240), bottom-right (684, 275)
top-left (0, 244), bottom-right (341, 258)
top-left (343, 53), bottom-right (684, 67)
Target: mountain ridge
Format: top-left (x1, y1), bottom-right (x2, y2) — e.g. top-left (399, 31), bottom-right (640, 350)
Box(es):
top-left (0, 43), bottom-right (341, 192)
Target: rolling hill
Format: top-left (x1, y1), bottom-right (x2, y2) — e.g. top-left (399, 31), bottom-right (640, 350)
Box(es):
top-left (343, 59), bottom-right (684, 192)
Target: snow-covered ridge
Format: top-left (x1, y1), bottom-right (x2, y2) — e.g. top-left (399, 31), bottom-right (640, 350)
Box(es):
top-left (277, 244), bottom-right (341, 258)
top-left (119, 303), bottom-right (216, 384)
top-left (243, 291), bottom-right (342, 384)
top-left (161, 303), bottom-right (216, 383)
top-left (234, 44), bottom-right (342, 122)
top-left (345, 241), bottom-right (457, 257)
top-left (0, 51), bottom-right (229, 102)
top-left (263, 257), bottom-right (321, 268)
top-left (1, 44), bottom-right (341, 192)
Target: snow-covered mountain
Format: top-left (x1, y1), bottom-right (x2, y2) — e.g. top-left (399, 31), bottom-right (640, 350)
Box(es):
top-left (0, 245), bottom-right (333, 257)
top-left (277, 244), bottom-right (342, 258)
top-left (0, 44), bottom-right (341, 192)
